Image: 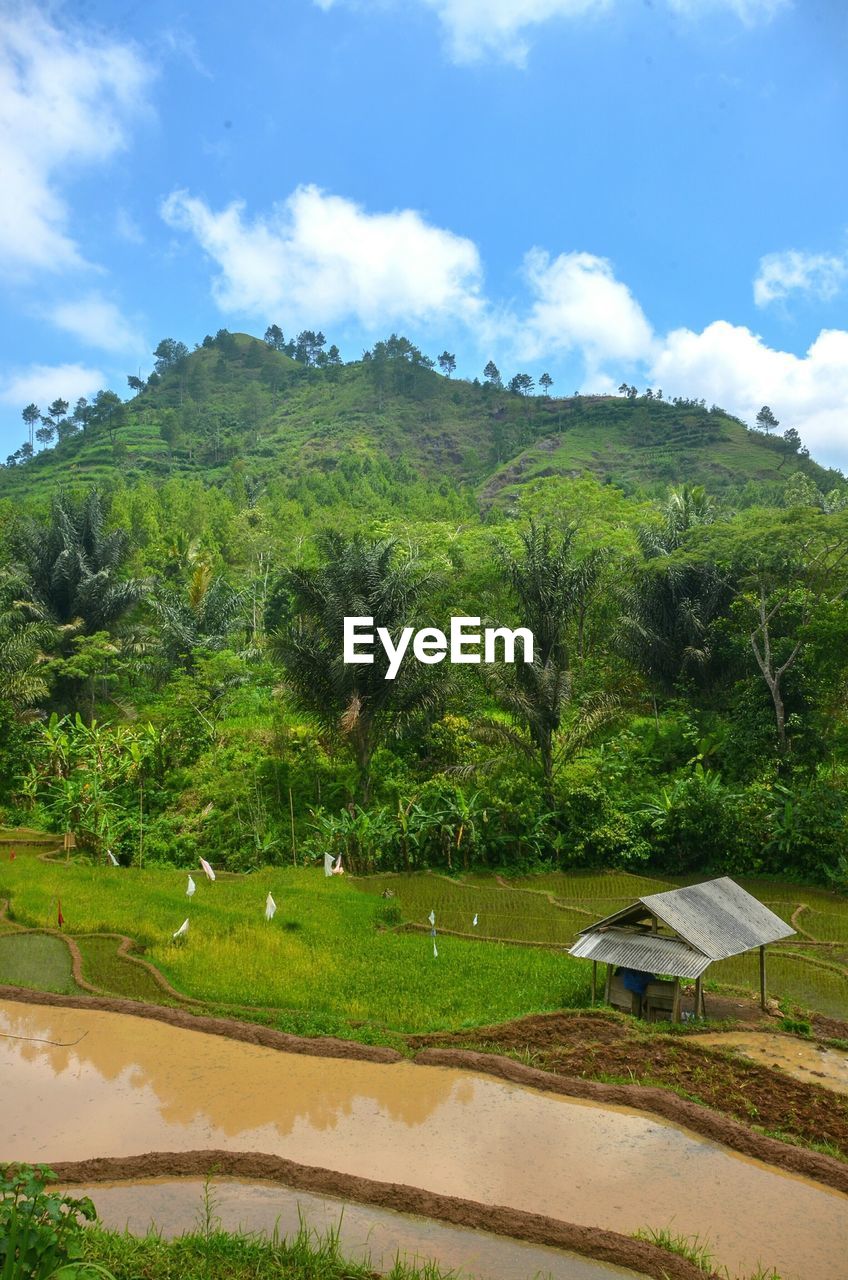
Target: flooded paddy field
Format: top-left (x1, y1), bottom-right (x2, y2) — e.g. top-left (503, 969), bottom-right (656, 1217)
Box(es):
top-left (690, 1030), bottom-right (848, 1093)
top-left (3, 999), bottom-right (846, 1280)
top-left (66, 1177), bottom-right (643, 1280)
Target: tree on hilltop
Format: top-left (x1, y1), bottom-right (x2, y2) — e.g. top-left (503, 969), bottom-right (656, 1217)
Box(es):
top-left (35, 422), bottom-right (55, 449)
top-left (22, 404), bottom-right (40, 450)
top-left (295, 331), bottom-right (326, 366)
top-left (508, 372), bottom-right (534, 396)
top-left (756, 405), bottom-right (779, 435)
top-left (153, 338), bottom-right (190, 375)
top-left (264, 324), bottom-right (286, 350)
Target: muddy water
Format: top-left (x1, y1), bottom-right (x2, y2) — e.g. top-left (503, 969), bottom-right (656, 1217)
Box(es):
top-left (691, 1031), bottom-right (848, 1093)
top-left (66, 1177), bottom-right (640, 1280)
top-left (3, 1001), bottom-right (846, 1280)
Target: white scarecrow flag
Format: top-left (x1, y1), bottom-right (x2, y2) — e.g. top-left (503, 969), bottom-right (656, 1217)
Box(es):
top-left (173, 918), bottom-right (189, 940)
top-left (106, 849), bottom-right (119, 866)
top-left (265, 892), bottom-right (277, 921)
top-left (472, 913), bottom-right (478, 927)
top-left (332, 854), bottom-right (344, 875)
top-left (199, 857), bottom-right (216, 881)
top-left (186, 874), bottom-right (196, 898)
top-left (324, 852), bottom-right (335, 877)
top-left (428, 909), bottom-right (438, 957)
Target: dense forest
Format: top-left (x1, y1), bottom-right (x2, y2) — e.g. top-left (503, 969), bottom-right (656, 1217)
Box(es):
top-left (1, 329), bottom-right (847, 886)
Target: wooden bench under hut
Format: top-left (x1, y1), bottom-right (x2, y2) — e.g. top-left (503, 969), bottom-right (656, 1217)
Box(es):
top-left (568, 876), bottom-right (795, 1021)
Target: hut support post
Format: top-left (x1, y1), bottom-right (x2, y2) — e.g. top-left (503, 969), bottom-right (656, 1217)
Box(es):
top-left (695, 974), bottom-right (703, 1019)
top-left (672, 978), bottom-right (681, 1023)
top-left (591, 960), bottom-right (597, 1005)
top-left (604, 964), bottom-right (612, 1004)
top-left (759, 945), bottom-right (767, 1011)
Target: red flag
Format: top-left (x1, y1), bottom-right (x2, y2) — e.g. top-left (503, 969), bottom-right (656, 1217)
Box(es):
top-left (57, 899), bottom-right (64, 928)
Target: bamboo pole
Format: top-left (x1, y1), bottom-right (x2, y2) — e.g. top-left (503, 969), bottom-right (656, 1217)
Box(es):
top-left (288, 787), bottom-right (297, 866)
top-left (591, 960), bottom-right (597, 1005)
top-left (760, 944), bottom-right (767, 1011)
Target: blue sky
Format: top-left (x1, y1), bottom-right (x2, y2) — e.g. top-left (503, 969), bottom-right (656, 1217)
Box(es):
top-left (1, 0), bottom-right (847, 468)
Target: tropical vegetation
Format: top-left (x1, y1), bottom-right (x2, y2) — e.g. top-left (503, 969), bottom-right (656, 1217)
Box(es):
top-left (0, 329), bottom-right (846, 893)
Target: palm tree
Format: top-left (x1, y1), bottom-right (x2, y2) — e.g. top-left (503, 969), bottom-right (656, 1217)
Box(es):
top-left (638, 484), bottom-right (717, 558)
top-left (0, 617), bottom-right (52, 710)
top-left (151, 556), bottom-right (246, 670)
top-left (478, 675), bottom-right (617, 805)
top-left (483, 522), bottom-right (612, 804)
top-left (620, 486), bottom-right (727, 694)
top-left (12, 488), bottom-right (145, 635)
top-left (268, 532), bottom-right (441, 803)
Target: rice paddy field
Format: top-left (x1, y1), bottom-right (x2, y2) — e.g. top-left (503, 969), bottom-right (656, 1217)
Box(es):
top-left (1, 830), bottom-right (847, 1028)
top-left (354, 869), bottom-right (848, 1020)
top-left (0, 840), bottom-right (585, 1037)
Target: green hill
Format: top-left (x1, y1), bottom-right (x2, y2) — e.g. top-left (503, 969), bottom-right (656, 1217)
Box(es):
top-left (1, 330), bottom-right (840, 509)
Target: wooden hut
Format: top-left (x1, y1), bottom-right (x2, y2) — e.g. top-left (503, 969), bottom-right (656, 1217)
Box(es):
top-left (568, 876), bottom-right (795, 1021)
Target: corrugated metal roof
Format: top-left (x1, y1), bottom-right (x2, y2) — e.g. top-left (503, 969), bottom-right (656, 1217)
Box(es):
top-left (569, 929), bottom-right (712, 979)
top-left (578, 877), bottom-right (794, 960)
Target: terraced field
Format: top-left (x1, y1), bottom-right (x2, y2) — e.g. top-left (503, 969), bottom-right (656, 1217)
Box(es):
top-left (355, 869), bottom-right (848, 1019)
top-left (0, 837), bottom-right (587, 1036)
top-left (3, 827), bottom-right (847, 1023)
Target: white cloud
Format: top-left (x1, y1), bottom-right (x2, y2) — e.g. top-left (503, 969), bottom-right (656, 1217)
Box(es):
top-left (315, 0), bottom-right (786, 64)
top-left (48, 294), bottom-right (145, 355)
top-left (161, 185), bottom-right (485, 330)
top-left (0, 10), bottom-right (151, 275)
top-left (650, 321), bottom-right (848, 466)
top-left (754, 249), bottom-right (847, 307)
top-left (668, 0), bottom-right (787, 21)
top-left (518, 249), bottom-right (655, 371)
top-left (419, 0), bottom-right (606, 66)
top-left (0, 363), bottom-right (105, 414)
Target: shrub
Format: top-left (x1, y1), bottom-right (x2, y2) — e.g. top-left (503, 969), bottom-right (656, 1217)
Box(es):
top-left (0, 1162), bottom-right (111, 1280)
top-left (639, 768), bottom-right (741, 873)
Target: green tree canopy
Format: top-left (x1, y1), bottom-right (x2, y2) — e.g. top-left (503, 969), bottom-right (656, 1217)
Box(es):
top-left (267, 532), bottom-right (440, 802)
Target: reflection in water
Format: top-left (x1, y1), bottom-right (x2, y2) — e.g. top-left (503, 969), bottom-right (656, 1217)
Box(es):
top-left (67, 1177), bottom-right (641, 1280)
top-left (3, 1001), bottom-right (847, 1280)
top-left (0, 1001), bottom-right (466, 1134)
top-left (690, 1031), bottom-right (848, 1093)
